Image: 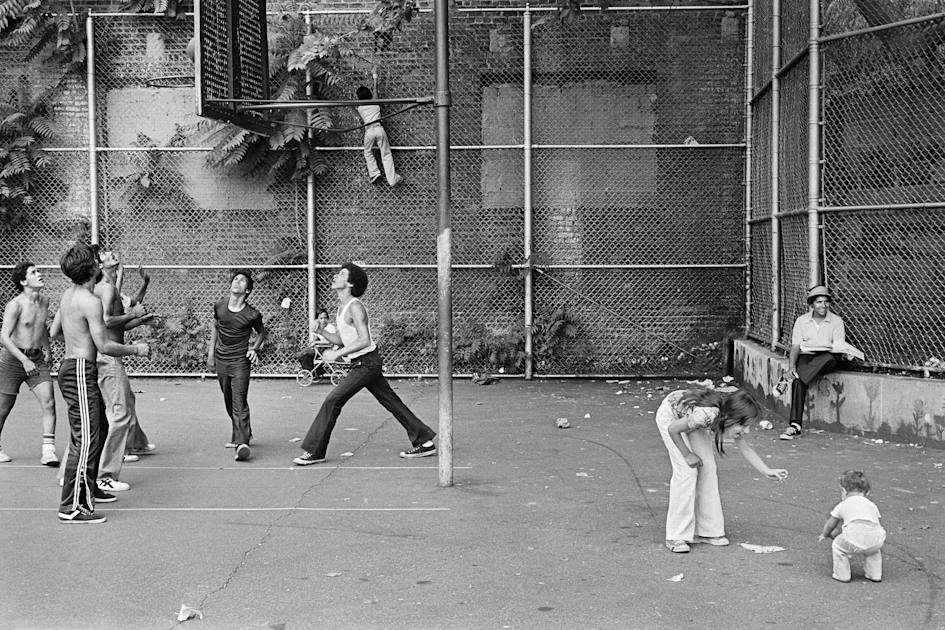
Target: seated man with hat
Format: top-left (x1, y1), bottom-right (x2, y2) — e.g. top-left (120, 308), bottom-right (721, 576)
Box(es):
top-left (781, 285), bottom-right (864, 440)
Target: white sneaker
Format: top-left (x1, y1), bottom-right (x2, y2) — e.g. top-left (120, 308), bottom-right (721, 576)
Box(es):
top-left (97, 477), bottom-right (130, 492)
top-left (0, 450), bottom-right (11, 463)
top-left (40, 449), bottom-right (60, 466)
top-left (123, 454), bottom-right (140, 463)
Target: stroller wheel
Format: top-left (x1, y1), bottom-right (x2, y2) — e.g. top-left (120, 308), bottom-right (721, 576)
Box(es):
top-left (296, 369), bottom-right (314, 387)
top-left (329, 368), bottom-right (346, 387)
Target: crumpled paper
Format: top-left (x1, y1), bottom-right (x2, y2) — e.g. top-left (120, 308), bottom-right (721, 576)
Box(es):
top-left (666, 573), bottom-right (684, 582)
top-left (177, 605), bottom-right (203, 621)
top-left (740, 543), bottom-right (785, 554)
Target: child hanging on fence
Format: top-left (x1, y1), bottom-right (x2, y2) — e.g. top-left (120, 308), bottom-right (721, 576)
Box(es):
top-left (356, 85), bottom-right (403, 187)
top-left (655, 387), bottom-right (789, 553)
top-left (819, 470), bottom-right (886, 583)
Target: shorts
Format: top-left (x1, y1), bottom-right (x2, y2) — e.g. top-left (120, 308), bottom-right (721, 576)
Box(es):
top-left (0, 346), bottom-right (51, 395)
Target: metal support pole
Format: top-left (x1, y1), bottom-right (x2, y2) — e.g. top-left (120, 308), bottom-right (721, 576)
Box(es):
top-left (434, 0), bottom-right (453, 487)
top-left (808, 0), bottom-right (822, 287)
top-left (305, 14), bottom-right (317, 342)
top-left (769, 0), bottom-right (781, 350)
top-left (744, 0), bottom-right (754, 335)
top-left (87, 14), bottom-right (100, 245)
top-left (523, 6), bottom-right (534, 380)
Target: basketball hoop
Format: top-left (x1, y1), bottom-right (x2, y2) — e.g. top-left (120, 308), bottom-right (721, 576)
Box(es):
top-left (145, 75), bottom-right (196, 89)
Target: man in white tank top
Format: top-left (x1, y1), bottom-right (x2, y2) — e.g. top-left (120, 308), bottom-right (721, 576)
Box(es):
top-left (293, 262), bottom-right (436, 465)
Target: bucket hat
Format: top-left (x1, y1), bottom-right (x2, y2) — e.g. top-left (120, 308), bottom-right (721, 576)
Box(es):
top-left (806, 285), bottom-right (832, 303)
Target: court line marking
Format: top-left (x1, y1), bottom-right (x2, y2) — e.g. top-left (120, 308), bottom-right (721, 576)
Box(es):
top-left (0, 507), bottom-right (450, 512)
top-left (0, 465), bottom-right (472, 471)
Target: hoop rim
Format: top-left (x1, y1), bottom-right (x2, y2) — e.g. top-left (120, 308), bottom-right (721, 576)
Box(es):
top-left (145, 75), bottom-right (196, 88)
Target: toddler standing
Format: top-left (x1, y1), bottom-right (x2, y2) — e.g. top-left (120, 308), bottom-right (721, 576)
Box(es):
top-left (819, 470), bottom-right (886, 582)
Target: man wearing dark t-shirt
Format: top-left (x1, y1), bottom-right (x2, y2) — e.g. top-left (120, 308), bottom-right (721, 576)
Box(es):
top-left (207, 269), bottom-right (266, 462)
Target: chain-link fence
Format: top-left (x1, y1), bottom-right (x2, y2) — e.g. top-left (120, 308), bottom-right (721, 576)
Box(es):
top-left (2, 4), bottom-right (749, 377)
top-left (747, 3), bottom-right (945, 374)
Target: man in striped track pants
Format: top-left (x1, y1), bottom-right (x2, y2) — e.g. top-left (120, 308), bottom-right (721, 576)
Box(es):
top-left (50, 244), bottom-right (149, 524)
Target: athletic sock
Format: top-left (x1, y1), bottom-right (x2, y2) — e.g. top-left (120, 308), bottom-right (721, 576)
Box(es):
top-left (43, 435), bottom-right (55, 449)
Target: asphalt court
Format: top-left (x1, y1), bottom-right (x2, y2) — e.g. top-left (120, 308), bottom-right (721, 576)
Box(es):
top-left (1, 377), bottom-right (943, 629)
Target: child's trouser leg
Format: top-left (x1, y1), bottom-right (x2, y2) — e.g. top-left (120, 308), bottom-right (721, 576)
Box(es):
top-left (863, 549), bottom-right (883, 581)
top-left (374, 128), bottom-right (399, 185)
top-left (655, 405), bottom-right (697, 542)
top-left (689, 428), bottom-right (725, 538)
top-left (362, 129), bottom-right (381, 179)
top-left (831, 538), bottom-right (853, 581)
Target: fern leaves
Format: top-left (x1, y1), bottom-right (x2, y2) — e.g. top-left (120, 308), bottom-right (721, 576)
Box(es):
top-left (0, 87), bottom-right (54, 226)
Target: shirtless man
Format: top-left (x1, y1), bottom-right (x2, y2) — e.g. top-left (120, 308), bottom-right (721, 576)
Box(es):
top-left (0, 262), bottom-right (58, 465)
top-left (51, 243), bottom-right (149, 524)
top-left (92, 246), bottom-right (155, 492)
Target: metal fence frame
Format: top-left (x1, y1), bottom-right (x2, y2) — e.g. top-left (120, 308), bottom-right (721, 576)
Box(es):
top-left (747, 1), bottom-right (945, 375)
top-left (3, 4), bottom-right (751, 378)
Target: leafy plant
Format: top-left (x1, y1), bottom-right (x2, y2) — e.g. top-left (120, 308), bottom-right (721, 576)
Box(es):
top-left (110, 130), bottom-right (196, 213)
top-left (119, 0), bottom-right (186, 18)
top-left (0, 0), bottom-right (87, 68)
top-left (0, 82), bottom-right (53, 227)
top-left (134, 303), bottom-right (209, 371)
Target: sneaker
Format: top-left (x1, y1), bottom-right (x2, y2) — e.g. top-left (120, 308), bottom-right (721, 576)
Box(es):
top-left (293, 451), bottom-right (326, 466)
top-left (224, 442), bottom-right (237, 449)
top-left (399, 443), bottom-right (436, 459)
top-left (370, 173), bottom-right (382, 184)
top-left (666, 540), bottom-right (690, 553)
top-left (234, 444), bottom-right (251, 462)
top-left (779, 423), bottom-right (802, 440)
top-left (41, 448), bottom-right (59, 466)
top-left (391, 174), bottom-right (403, 187)
top-left (97, 477), bottom-right (130, 492)
top-left (694, 535), bottom-right (730, 546)
top-left (93, 488), bottom-right (117, 503)
top-left (0, 450), bottom-right (12, 463)
top-left (123, 454), bottom-right (140, 463)
top-left (130, 443), bottom-right (157, 455)
top-left (58, 508), bottom-right (106, 524)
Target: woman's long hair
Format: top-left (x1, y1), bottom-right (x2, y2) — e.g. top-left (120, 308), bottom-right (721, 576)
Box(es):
top-left (678, 388), bottom-right (760, 454)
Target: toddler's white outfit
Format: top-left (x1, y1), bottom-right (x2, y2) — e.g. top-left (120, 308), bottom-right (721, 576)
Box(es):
top-left (830, 494), bottom-right (886, 582)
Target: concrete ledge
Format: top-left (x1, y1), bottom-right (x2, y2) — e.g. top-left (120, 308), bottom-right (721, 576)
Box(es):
top-left (732, 338), bottom-right (945, 446)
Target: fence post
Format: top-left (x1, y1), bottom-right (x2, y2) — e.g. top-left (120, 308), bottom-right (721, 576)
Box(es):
top-left (523, 6), bottom-right (534, 379)
top-left (87, 13), bottom-right (100, 245)
top-left (305, 13), bottom-right (317, 342)
top-left (744, 0), bottom-right (754, 335)
top-left (807, 0), bottom-right (822, 287)
top-left (769, 0), bottom-right (781, 351)
top-left (434, 0), bottom-right (454, 487)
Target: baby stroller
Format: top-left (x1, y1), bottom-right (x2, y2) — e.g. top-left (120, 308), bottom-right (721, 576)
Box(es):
top-left (296, 343), bottom-right (349, 387)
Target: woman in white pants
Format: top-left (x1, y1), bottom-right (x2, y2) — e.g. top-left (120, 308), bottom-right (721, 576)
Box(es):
top-left (655, 388), bottom-right (789, 553)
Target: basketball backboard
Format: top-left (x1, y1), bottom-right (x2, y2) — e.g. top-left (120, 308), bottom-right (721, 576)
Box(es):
top-left (195, 0), bottom-right (274, 135)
